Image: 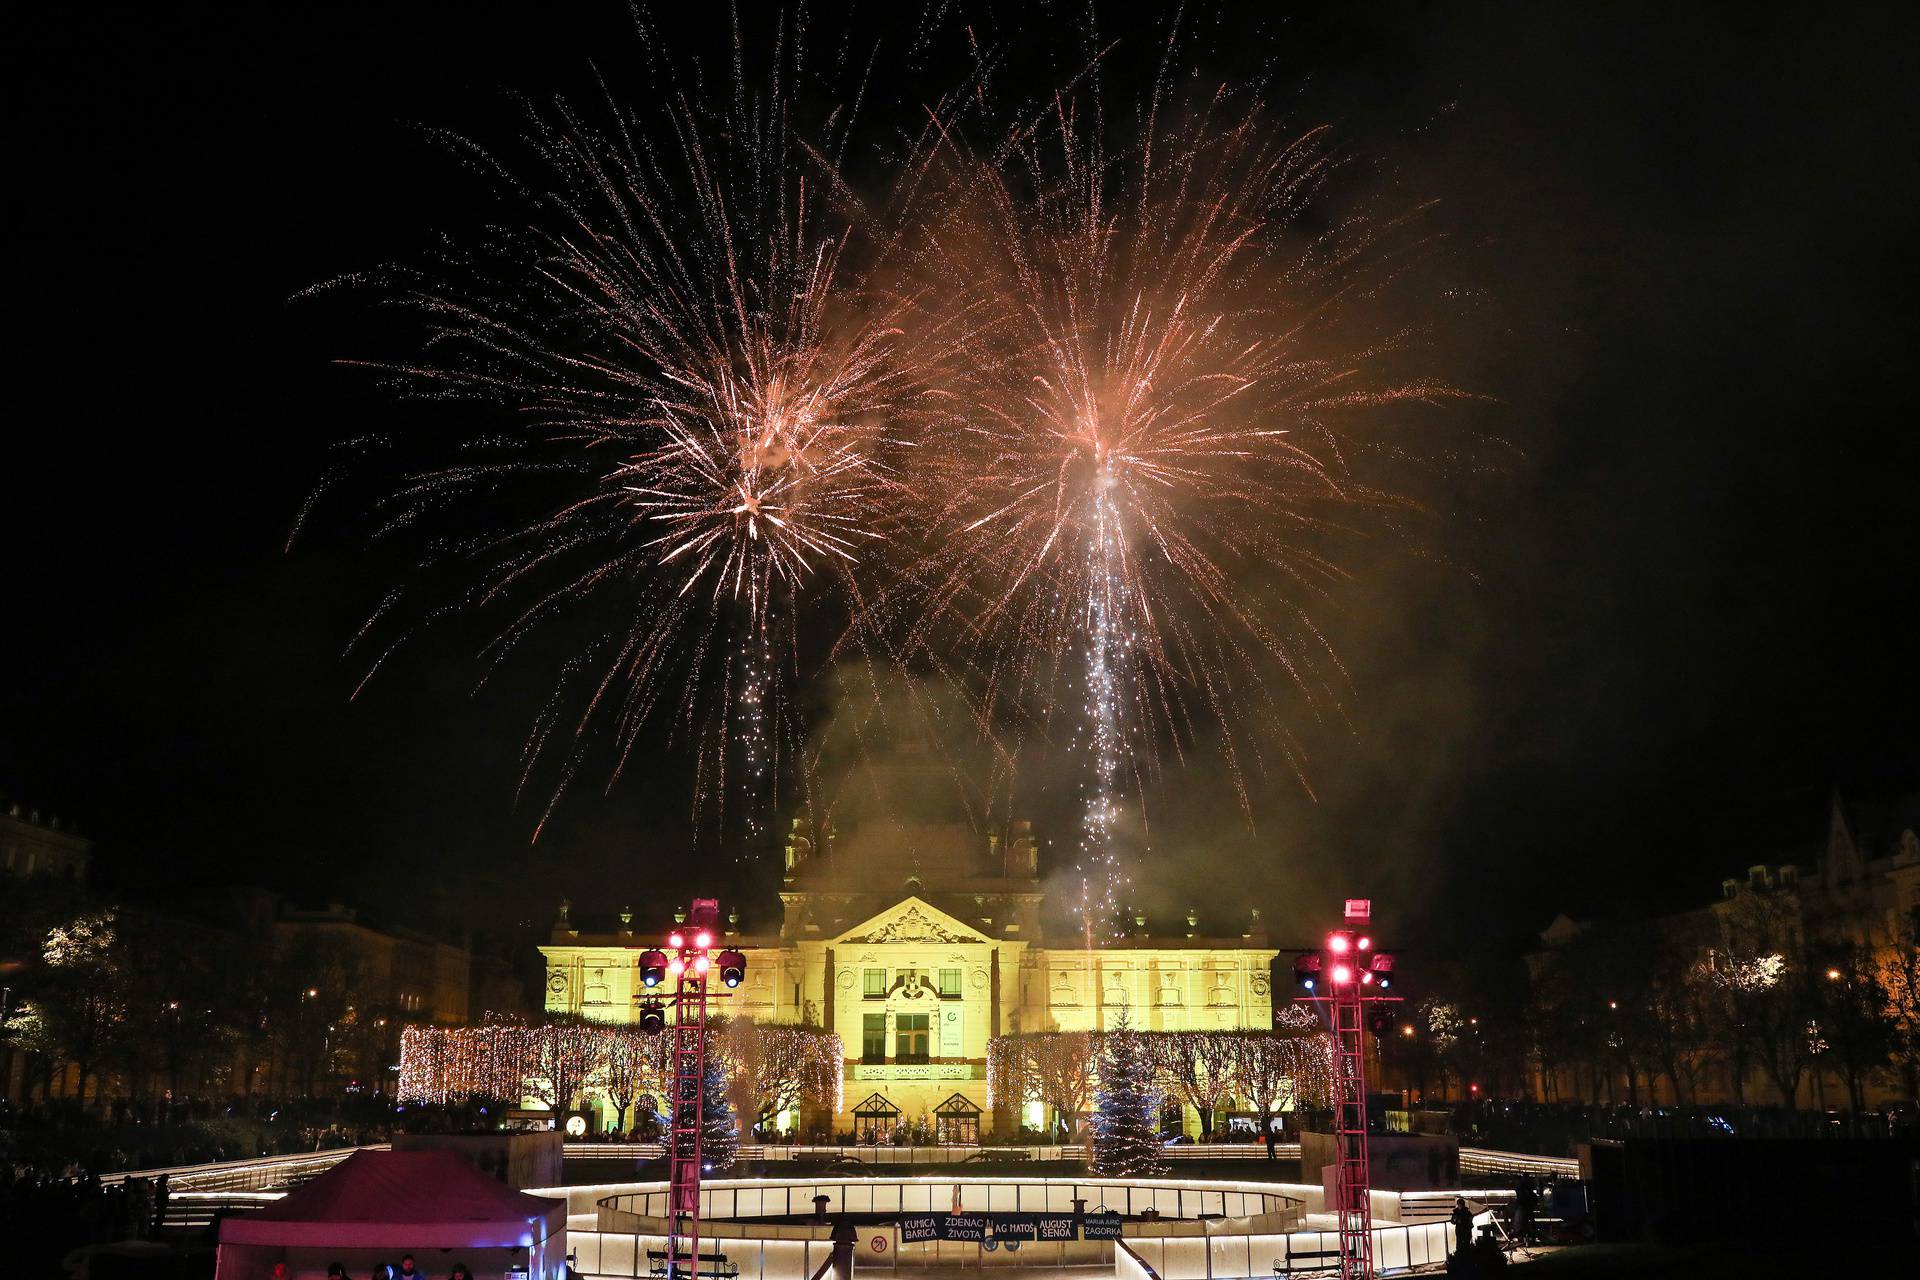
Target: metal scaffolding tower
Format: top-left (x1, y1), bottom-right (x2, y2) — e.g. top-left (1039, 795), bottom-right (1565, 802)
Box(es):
top-left (634, 899), bottom-right (746, 1280)
top-left (1292, 898), bottom-right (1398, 1280)
top-left (1329, 979), bottom-right (1374, 1280)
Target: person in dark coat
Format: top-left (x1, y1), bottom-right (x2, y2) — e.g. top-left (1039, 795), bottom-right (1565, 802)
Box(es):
top-left (1450, 1197), bottom-right (1475, 1256)
top-left (1514, 1175), bottom-right (1537, 1245)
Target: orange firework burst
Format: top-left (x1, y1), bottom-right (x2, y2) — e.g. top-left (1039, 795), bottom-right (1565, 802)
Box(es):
top-left (890, 83), bottom-right (1468, 919)
top-left (306, 15), bottom-right (1472, 868)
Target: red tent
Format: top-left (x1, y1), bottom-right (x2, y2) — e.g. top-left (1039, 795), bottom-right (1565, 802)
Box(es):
top-left (216, 1149), bottom-right (567, 1280)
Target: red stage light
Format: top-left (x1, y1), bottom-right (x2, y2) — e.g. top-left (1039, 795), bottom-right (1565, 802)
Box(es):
top-left (668, 958), bottom-right (685, 976)
top-left (1357, 936), bottom-right (1372, 951)
top-left (694, 930), bottom-right (713, 949)
top-left (1327, 934), bottom-right (1351, 954)
top-left (668, 932), bottom-right (685, 949)
top-left (1331, 964), bottom-right (1352, 984)
top-left (693, 955), bottom-right (710, 974)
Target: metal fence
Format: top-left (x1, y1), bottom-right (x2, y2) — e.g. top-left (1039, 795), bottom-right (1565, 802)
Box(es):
top-left (594, 1176), bottom-right (1305, 1224)
top-left (563, 1142), bottom-right (1299, 1162)
top-left (101, 1144), bottom-right (389, 1193)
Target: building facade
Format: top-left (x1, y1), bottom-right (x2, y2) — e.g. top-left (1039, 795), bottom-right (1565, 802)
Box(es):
top-left (540, 754), bottom-right (1277, 1134)
top-left (0, 803), bottom-right (91, 879)
top-left (1526, 789), bottom-right (1919, 1109)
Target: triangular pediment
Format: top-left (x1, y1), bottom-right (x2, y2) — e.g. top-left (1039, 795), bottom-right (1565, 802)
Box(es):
top-left (833, 895), bottom-right (990, 946)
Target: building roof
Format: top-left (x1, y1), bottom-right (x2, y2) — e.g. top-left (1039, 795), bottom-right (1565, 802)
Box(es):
top-left (218, 1150), bottom-right (565, 1249)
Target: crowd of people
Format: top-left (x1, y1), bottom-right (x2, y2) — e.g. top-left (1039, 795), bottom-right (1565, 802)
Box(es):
top-left (3, 1157), bottom-right (172, 1275)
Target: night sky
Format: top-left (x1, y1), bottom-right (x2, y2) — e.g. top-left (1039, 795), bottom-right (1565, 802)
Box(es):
top-left (6, 2), bottom-right (1916, 957)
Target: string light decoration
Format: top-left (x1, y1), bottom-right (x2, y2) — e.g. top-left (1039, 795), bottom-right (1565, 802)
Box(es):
top-left (988, 1028), bottom-right (1333, 1133)
top-left (399, 1018), bottom-right (842, 1124)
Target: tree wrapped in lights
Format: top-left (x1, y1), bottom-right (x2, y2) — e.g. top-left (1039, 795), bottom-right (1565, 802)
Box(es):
top-left (397, 1018), bottom-right (841, 1132)
top-left (991, 1031), bottom-right (1097, 1137)
top-left (1091, 1014), bottom-right (1164, 1176)
top-left (693, 1054), bottom-right (737, 1170)
top-left (601, 1023), bottom-right (674, 1134)
top-left (1155, 1030), bottom-right (1238, 1139)
top-left (1230, 1029), bottom-right (1333, 1155)
top-left (524, 1014), bottom-right (609, 1115)
top-left (717, 1020), bottom-right (842, 1136)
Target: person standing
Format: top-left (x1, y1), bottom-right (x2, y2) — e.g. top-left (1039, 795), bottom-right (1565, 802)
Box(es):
top-left (1450, 1197), bottom-right (1474, 1257)
top-left (1514, 1176), bottom-right (1537, 1245)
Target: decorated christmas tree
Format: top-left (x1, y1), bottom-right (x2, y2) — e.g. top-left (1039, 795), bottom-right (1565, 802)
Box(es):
top-left (1092, 1013), bottom-right (1166, 1176)
top-left (699, 1053), bottom-right (738, 1171)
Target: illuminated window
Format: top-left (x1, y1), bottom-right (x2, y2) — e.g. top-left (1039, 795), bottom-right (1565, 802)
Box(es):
top-left (939, 968), bottom-right (962, 997)
top-left (863, 968), bottom-right (886, 998)
top-left (862, 1014), bottom-right (886, 1063)
top-left (895, 1013), bottom-right (931, 1063)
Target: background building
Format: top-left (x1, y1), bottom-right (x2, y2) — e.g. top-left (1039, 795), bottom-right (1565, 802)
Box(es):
top-left (0, 804), bottom-right (91, 880)
top-left (1526, 788), bottom-right (1919, 1109)
top-left (541, 743), bottom-right (1278, 1134)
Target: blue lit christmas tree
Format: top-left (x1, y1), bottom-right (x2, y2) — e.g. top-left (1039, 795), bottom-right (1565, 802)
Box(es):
top-left (1092, 1013), bottom-right (1165, 1176)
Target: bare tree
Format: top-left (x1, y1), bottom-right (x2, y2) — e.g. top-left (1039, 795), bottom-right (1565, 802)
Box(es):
top-left (1878, 907), bottom-right (1920, 1102)
top-left (1813, 943), bottom-right (1894, 1112)
top-left (1715, 893), bottom-right (1816, 1106)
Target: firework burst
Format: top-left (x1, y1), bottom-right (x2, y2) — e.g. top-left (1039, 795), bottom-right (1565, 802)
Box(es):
top-left (307, 13), bottom-right (1471, 877)
top-left (895, 86), bottom-right (1468, 931)
top-left (307, 21), bottom-right (953, 841)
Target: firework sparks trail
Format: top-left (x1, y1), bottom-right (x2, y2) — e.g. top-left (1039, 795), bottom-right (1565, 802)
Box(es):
top-left (1080, 472), bottom-right (1127, 925)
top-left (889, 84), bottom-right (1468, 935)
top-left (303, 17), bottom-right (979, 844)
top-left (304, 12), bottom-right (1469, 874)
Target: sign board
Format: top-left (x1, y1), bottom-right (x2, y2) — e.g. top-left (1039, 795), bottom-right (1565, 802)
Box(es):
top-left (1082, 1213), bottom-right (1124, 1240)
top-left (990, 1216), bottom-right (1037, 1241)
top-left (1036, 1216), bottom-right (1077, 1241)
top-left (941, 1215), bottom-right (985, 1242)
top-left (900, 1216), bottom-right (940, 1244)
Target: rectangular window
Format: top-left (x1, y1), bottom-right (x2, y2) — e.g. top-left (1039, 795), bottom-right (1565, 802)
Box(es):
top-left (895, 1013), bottom-right (931, 1063)
top-left (863, 1014), bottom-right (887, 1063)
top-left (939, 968), bottom-right (962, 997)
top-left (864, 968), bottom-right (887, 998)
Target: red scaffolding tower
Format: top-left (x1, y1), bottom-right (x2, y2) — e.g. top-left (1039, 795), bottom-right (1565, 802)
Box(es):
top-left (666, 940), bottom-right (712, 1280)
top-left (635, 899), bottom-right (746, 1280)
top-left (1293, 898), bottom-right (1399, 1280)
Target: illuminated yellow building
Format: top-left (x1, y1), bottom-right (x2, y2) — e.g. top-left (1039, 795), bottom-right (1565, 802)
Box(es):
top-left (540, 745), bottom-right (1277, 1135)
